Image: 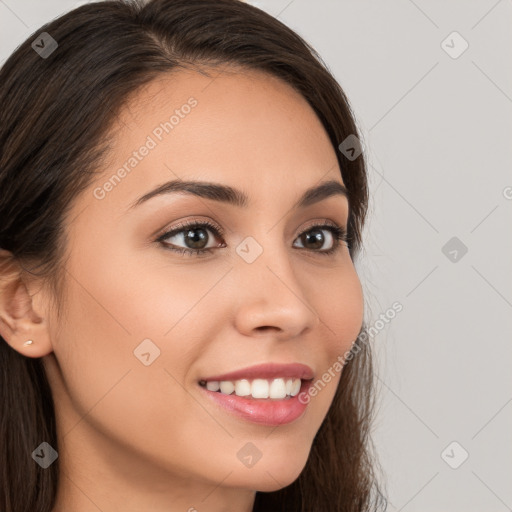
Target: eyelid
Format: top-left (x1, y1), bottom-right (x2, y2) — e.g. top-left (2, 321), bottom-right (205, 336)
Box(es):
top-left (156, 216), bottom-right (345, 240)
top-left (297, 218), bottom-right (343, 235)
top-left (155, 217), bottom-right (225, 240)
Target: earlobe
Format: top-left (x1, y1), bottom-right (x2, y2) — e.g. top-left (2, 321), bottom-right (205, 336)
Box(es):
top-left (0, 249), bottom-right (54, 358)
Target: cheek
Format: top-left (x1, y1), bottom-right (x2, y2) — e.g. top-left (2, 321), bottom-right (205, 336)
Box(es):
top-left (305, 265), bottom-right (363, 412)
top-left (319, 265), bottom-right (364, 355)
top-left (50, 263), bottom-right (216, 476)
top-left (53, 241), bottom-right (230, 401)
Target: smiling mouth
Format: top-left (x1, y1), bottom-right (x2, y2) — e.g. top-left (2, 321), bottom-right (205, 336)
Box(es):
top-left (198, 376), bottom-right (313, 426)
top-left (198, 377), bottom-right (304, 400)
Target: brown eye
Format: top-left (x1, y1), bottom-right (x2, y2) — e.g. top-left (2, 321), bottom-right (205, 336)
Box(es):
top-left (157, 220), bottom-right (225, 257)
top-left (165, 226), bottom-right (210, 250)
top-left (293, 224), bottom-right (348, 256)
top-left (298, 228), bottom-right (329, 250)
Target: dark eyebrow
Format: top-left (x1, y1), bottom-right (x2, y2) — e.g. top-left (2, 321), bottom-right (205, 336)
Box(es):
top-left (127, 178), bottom-right (348, 211)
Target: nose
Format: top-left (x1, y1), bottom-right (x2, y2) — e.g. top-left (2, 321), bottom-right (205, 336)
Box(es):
top-left (231, 240), bottom-right (321, 340)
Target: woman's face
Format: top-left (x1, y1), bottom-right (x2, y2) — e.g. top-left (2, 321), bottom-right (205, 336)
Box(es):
top-left (41, 66), bottom-right (364, 508)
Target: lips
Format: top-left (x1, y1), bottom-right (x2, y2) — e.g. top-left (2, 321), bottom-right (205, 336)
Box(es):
top-left (200, 378), bottom-right (314, 426)
top-left (198, 362), bottom-right (315, 383)
top-left (197, 363), bottom-right (315, 426)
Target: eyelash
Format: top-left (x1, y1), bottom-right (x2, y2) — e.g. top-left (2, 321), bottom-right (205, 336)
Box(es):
top-left (156, 219), bottom-right (349, 258)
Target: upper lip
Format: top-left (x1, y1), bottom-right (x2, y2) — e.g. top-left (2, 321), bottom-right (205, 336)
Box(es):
top-left (199, 362), bottom-right (314, 382)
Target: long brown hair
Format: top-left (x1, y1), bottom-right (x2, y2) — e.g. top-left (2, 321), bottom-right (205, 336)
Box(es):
top-left (0, 1), bottom-right (387, 510)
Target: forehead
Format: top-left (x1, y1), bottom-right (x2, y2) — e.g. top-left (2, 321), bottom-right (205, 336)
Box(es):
top-left (86, 65), bottom-right (344, 214)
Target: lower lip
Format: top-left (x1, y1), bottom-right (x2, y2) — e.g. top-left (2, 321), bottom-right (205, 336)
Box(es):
top-left (199, 380), bottom-right (313, 426)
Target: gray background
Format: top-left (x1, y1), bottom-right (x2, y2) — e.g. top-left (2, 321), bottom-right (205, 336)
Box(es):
top-left (1, 1), bottom-right (511, 510)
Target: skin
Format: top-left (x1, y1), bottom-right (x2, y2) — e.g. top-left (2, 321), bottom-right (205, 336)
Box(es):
top-left (0, 66), bottom-right (364, 512)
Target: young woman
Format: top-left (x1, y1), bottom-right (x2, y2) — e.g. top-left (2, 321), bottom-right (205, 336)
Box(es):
top-left (0, 0), bottom-right (387, 510)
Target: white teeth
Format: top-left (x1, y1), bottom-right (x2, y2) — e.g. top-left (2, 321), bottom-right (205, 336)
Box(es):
top-left (251, 379), bottom-right (269, 398)
top-left (206, 381), bottom-right (220, 392)
top-left (269, 378), bottom-right (287, 399)
top-left (290, 378), bottom-right (301, 396)
top-left (235, 379), bottom-right (251, 396)
top-left (219, 381), bottom-right (235, 394)
top-left (202, 377), bottom-right (302, 399)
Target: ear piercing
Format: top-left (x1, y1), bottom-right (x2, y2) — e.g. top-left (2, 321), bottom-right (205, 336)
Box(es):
top-left (23, 340), bottom-right (33, 346)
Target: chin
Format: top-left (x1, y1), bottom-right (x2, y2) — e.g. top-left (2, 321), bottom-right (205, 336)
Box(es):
top-left (230, 451), bottom-right (309, 492)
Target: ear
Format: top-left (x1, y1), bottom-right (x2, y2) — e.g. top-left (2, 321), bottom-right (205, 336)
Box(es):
top-left (0, 249), bottom-right (54, 358)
